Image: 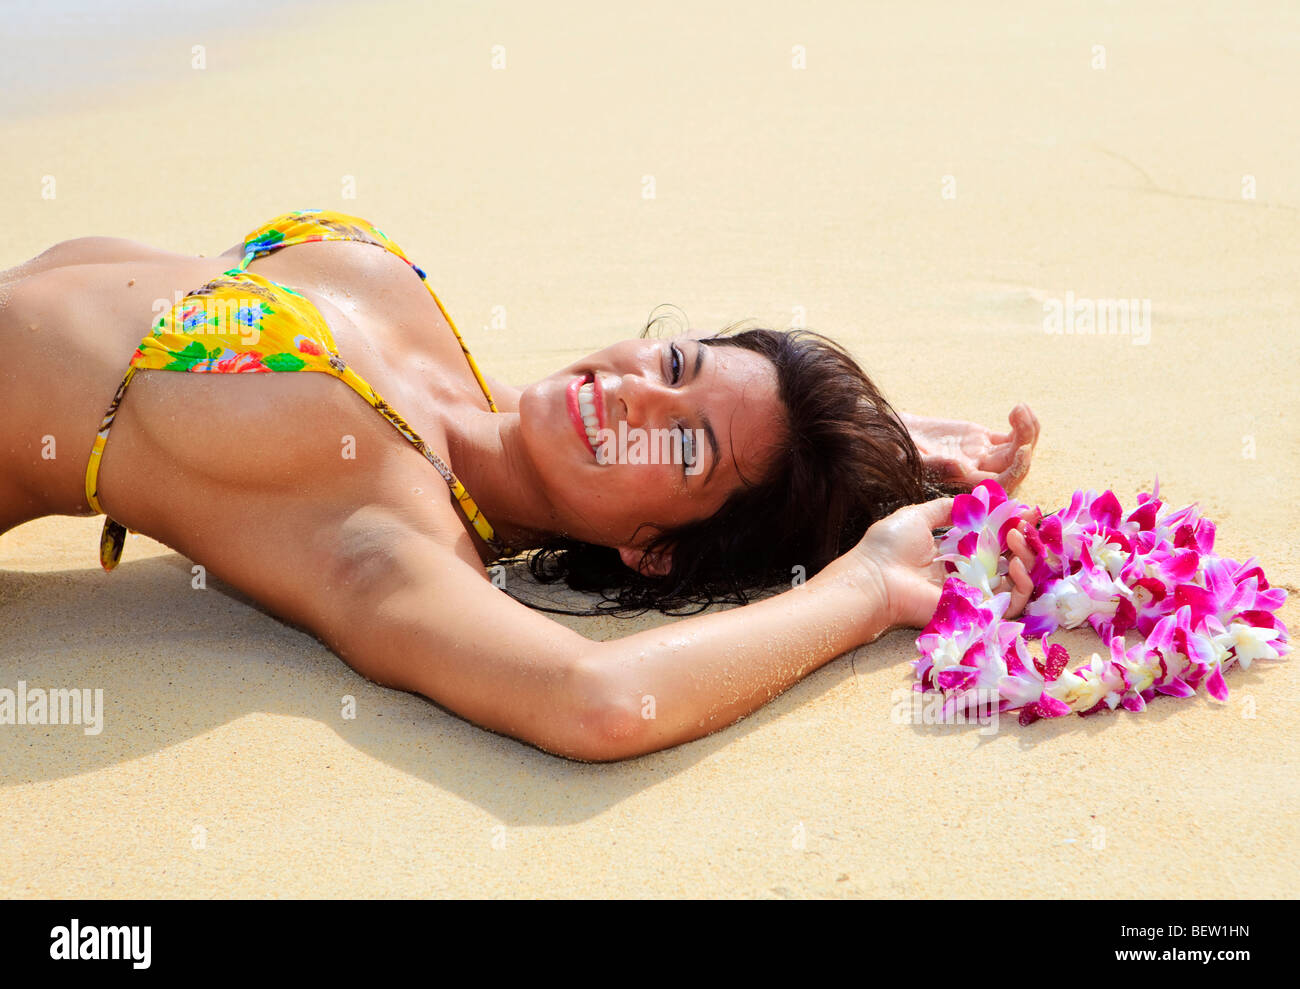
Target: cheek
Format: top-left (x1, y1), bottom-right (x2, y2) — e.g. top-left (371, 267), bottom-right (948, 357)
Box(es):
top-left (581, 469), bottom-right (703, 545)
top-left (604, 464), bottom-right (689, 515)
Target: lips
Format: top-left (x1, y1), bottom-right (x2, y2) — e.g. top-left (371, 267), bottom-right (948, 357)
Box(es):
top-left (566, 372), bottom-right (601, 457)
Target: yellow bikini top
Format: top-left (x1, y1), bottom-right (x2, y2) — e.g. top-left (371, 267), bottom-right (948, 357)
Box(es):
top-left (85, 209), bottom-right (508, 570)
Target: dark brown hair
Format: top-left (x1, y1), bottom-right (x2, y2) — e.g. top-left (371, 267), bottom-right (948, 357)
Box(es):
top-left (508, 310), bottom-right (954, 616)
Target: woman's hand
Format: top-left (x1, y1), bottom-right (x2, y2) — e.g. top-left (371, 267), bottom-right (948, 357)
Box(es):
top-left (901, 404), bottom-right (1040, 495)
top-left (853, 497), bottom-right (1037, 630)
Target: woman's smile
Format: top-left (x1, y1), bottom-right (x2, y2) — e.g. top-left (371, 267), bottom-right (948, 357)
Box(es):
top-left (566, 371), bottom-right (608, 459)
top-left (513, 336), bottom-right (789, 553)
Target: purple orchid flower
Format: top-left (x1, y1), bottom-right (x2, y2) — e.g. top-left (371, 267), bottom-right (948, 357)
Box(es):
top-left (910, 480), bottom-right (1289, 726)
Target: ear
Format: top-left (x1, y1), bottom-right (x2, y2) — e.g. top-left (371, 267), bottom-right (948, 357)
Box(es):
top-left (617, 543), bottom-right (674, 577)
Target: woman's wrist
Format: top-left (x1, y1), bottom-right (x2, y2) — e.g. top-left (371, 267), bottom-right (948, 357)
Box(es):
top-left (809, 549), bottom-right (898, 646)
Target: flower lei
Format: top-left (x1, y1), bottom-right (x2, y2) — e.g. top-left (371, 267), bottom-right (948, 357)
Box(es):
top-left (913, 480), bottom-right (1289, 725)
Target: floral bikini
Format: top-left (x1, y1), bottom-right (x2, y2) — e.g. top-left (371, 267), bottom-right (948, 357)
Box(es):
top-left (84, 209), bottom-right (506, 570)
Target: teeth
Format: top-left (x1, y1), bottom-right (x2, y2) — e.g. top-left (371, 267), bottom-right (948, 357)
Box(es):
top-left (578, 381), bottom-right (601, 439)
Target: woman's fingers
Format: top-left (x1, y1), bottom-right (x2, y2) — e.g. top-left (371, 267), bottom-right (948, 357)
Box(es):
top-left (1011, 403), bottom-right (1039, 448)
top-left (1006, 555), bottom-right (1033, 618)
top-left (1003, 525), bottom-right (1034, 618)
top-left (979, 405), bottom-right (1038, 472)
top-left (1002, 524), bottom-right (1037, 618)
top-left (1006, 523), bottom-right (1036, 570)
top-left (995, 444), bottom-right (1033, 493)
top-left (922, 406), bottom-right (1040, 494)
top-left (990, 405), bottom-right (1038, 457)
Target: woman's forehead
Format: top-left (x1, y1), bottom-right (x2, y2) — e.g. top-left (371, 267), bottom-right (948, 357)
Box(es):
top-left (693, 343), bottom-right (786, 486)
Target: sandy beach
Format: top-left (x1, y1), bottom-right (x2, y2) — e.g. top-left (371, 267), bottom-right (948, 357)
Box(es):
top-left (1, 0), bottom-right (1297, 897)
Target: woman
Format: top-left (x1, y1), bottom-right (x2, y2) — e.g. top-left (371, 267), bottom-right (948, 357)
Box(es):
top-left (0, 210), bottom-right (1040, 761)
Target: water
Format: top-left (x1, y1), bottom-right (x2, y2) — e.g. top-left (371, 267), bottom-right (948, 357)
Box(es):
top-left (0, 0), bottom-right (341, 120)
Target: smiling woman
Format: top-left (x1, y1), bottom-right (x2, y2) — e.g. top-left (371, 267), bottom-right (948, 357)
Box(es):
top-left (516, 316), bottom-right (960, 615)
top-left (0, 210), bottom-right (1041, 761)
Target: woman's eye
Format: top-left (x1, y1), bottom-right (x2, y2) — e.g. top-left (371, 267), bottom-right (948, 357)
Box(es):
top-left (679, 425), bottom-right (696, 469)
top-left (669, 344), bottom-right (683, 384)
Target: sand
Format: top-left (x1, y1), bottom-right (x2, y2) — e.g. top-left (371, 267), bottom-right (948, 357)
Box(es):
top-left (1, 0), bottom-right (1296, 898)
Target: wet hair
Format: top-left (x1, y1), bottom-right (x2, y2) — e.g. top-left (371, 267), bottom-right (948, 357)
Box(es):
top-left (505, 307), bottom-right (958, 616)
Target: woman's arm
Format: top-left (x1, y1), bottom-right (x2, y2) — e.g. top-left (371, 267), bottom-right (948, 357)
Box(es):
top-left (312, 497), bottom-right (1034, 762)
top-left (572, 497), bottom-right (1034, 757)
top-left (574, 549), bottom-right (892, 757)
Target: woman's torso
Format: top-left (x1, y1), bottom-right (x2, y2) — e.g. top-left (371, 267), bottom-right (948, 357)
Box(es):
top-left (0, 233), bottom-right (504, 579)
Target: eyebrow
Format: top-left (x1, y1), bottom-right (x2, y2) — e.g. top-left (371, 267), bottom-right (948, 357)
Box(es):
top-left (693, 341), bottom-right (720, 486)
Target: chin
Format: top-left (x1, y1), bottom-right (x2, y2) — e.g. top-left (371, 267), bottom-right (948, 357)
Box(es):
top-left (517, 379), bottom-right (584, 478)
top-left (515, 382), bottom-right (549, 448)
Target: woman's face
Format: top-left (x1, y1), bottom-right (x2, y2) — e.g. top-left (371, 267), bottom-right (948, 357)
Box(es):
top-left (518, 336), bottom-right (787, 564)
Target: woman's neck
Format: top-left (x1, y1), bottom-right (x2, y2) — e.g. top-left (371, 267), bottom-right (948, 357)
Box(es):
top-left (443, 408), bottom-right (561, 555)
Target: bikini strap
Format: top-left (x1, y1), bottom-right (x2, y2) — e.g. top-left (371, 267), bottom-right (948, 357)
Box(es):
top-left (330, 359), bottom-right (509, 557)
top-left (84, 213), bottom-right (509, 569)
top-left (238, 210), bottom-right (501, 414)
top-left (412, 271), bottom-right (500, 413)
top-left (85, 365), bottom-right (141, 570)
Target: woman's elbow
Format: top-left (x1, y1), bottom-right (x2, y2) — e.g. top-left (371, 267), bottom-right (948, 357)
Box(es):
top-left (551, 659), bottom-right (653, 763)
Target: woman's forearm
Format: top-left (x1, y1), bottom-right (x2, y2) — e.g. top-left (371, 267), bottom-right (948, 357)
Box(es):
top-left (579, 555), bottom-right (894, 759)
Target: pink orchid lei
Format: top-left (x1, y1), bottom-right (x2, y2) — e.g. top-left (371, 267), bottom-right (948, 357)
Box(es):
top-left (913, 479), bottom-right (1290, 726)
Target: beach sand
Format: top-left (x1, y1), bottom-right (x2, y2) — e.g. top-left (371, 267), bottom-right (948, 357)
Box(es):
top-left (1, 0), bottom-right (1296, 897)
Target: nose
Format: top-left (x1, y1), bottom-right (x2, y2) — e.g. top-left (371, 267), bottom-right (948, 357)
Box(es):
top-left (614, 372), bottom-right (678, 430)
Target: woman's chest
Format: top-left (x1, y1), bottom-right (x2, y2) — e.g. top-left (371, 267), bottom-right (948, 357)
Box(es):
top-left (239, 240), bottom-right (494, 421)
